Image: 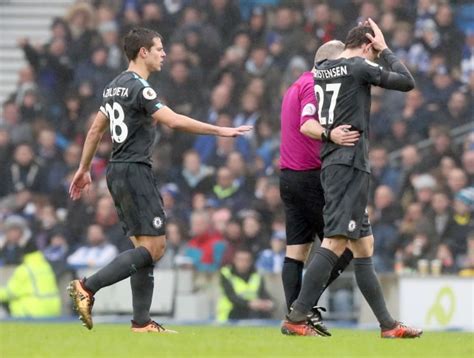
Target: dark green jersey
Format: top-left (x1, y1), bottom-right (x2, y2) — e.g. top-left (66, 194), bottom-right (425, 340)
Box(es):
top-left (100, 71), bottom-right (164, 165)
top-left (314, 49), bottom-right (415, 173)
top-left (314, 56), bottom-right (383, 173)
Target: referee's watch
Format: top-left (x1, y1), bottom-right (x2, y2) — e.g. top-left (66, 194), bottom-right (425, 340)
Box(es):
top-left (321, 128), bottom-right (332, 143)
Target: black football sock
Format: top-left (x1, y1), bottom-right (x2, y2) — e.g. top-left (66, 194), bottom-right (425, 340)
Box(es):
top-left (84, 246), bottom-right (153, 294)
top-left (282, 257), bottom-right (304, 311)
top-left (131, 264), bottom-right (155, 325)
top-left (313, 248), bottom-right (353, 307)
top-left (354, 257), bottom-right (397, 330)
top-left (290, 247), bottom-right (338, 317)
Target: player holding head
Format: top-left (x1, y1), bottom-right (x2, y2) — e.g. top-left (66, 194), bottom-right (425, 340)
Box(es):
top-left (67, 27), bottom-right (251, 333)
top-left (279, 40), bottom-right (359, 337)
top-left (284, 19), bottom-right (422, 338)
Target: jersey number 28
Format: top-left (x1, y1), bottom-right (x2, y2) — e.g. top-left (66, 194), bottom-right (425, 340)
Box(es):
top-left (105, 102), bottom-right (128, 143)
top-left (315, 83), bottom-right (341, 126)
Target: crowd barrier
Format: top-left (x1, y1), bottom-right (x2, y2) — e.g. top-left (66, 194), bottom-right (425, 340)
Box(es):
top-left (1, 266), bottom-right (472, 330)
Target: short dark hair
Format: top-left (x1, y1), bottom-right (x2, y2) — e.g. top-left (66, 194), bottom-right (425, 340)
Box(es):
top-left (123, 27), bottom-right (162, 61)
top-left (344, 25), bottom-right (374, 49)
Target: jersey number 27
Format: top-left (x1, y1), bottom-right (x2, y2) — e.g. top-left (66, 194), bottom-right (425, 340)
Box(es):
top-left (314, 83), bottom-right (341, 126)
top-left (105, 102), bottom-right (128, 143)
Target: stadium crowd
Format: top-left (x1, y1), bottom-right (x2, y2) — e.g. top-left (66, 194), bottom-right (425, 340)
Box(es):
top-left (0, 0), bottom-right (473, 297)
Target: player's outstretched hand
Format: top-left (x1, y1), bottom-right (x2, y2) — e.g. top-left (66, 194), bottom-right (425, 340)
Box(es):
top-left (366, 18), bottom-right (388, 53)
top-left (69, 169), bottom-right (92, 201)
top-left (331, 124), bottom-right (360, 146)
top-left (219, 125), bottom-right (253, 137)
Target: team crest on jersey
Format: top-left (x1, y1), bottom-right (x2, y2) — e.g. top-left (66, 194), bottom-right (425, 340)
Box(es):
top-left (143, 87), bottom-right (157, 100)
top-left (348, 220), bottom-right (357, 232)
top-left (152, 216), bottom-right (163, 229)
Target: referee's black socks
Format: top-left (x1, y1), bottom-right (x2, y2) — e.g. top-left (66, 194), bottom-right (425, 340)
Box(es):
top-left (84, 246), bottom-right (153, 294)
top-left (282, 257), bottom-right (304, 311)
top-left (289, 247), bottom-right (338, 317)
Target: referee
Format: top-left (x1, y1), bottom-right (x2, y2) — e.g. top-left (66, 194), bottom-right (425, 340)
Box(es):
top-left (280, 40), bottom-right (359, 336)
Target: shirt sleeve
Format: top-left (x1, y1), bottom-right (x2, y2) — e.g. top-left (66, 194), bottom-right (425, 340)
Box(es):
top-left (357, 58), bottom-right (383, 86)
top-left (138, 86), bottom-right (165, 116)
top-left (299, 78), bottom-right (318, 126)
top-left (99, 98), bottom-right (109, 118)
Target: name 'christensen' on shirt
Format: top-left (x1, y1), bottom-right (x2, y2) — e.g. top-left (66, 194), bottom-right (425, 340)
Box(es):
top-left (314, 65), bottom-right (348, 79)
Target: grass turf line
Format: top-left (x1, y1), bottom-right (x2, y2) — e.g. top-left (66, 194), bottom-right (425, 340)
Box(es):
top-left (1, 323), bottom-right (473, 357)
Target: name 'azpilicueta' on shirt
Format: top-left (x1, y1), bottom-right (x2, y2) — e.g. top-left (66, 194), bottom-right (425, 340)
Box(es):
top-left (103, 87), bottom-right (129, 98)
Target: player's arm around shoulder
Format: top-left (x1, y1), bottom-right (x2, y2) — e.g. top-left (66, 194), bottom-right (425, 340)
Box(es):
top-left (152, 106), bottom-right (252, 137)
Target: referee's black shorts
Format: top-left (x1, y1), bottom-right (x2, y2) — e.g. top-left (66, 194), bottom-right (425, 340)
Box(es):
top-left (321, 164), bottom-right (372, 240)
top-left (280, 169), bottom-right (325, 246)
top-left (106, 162), bottom-right (166, 238)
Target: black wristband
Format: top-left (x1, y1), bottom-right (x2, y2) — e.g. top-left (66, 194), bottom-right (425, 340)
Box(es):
top-left (321, 128), bottom-right (331, 143)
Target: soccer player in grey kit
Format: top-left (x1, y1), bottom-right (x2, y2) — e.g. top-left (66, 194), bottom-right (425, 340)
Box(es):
top-left (67, 28), bottom-right (251, 333)
top-left (283, 19), bottom-right (423, 338)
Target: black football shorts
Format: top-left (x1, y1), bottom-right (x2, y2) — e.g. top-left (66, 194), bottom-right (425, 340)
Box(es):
top-left (106, 162), bottom-right (166, 237)
top-left (280, 169), bottom-right (325, 245)
top-left (321, 164), bottom-right (372, 240)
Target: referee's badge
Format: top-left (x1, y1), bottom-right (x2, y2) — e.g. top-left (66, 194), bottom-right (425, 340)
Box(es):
top-left (348, 220), bottom-right (357, 232)
top-left (153, 216), bottom-right (163, 229)
top-left (143, 87), bottom-right (157, 100)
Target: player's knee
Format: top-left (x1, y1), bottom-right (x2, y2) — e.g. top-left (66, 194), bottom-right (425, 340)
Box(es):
top-left (321, 237), bottom-right (347, 256)
top-left (349, 235), bottom-right (374, 258)
top-left (150, 241), bottom-right (166, 262)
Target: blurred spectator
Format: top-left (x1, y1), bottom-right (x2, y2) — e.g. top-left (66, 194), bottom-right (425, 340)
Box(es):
top-left (217, 247), bottom-right (273, 321)
top-left (461, 30), bottom-right (474, 83)
top-left (0, 216), bottom-right (31, 265)
top-left (98, 21), bottom-right (123, 71)
top-left (447, 168), bottom-right (468, 196)
top-left (0, 239), bottom-right (61, 318)
top-left (206, 0), bottom-right (241, 46)
top-left (175, 150), bottom-right (214, 202)
top-left (462, 150), bottom-right (474, 185)
top-left (94, 195), bottom-right (127, 251)
top-left (32, 204), bottom-right (64, 250)
top-left (184, 210), bottom-right (225, 272)
top-left (209, 166), bottom-right (245, 212)
top-left (372, 186), bottom-right (401, 272)
top-left (157, 219), bottom-right (188, 269)
top-left (400, 89), bottom-right (431, 140)
top-left (196, 112), bottom-right (251, 166)
top-left (1, 143), bottom-right (46, 197)
top-left (74, 45), bottom-right (116, 101)
top-left (43, 232), bottom-right (70, 277)
top-left (64, 2), bottom-right (100, 65)
top-left (240, 210), bottom-right (269, 255)
top-left (256, 230), bottom-right (286, 273)
top-left (18, 37), bottom-right (73, 105)
top-left (161, 60), bottom-right (202, 117)
top-left (434, 3), bottom-right (464, 69)
top-left (66, 224), bottom-right (118, 269)
top-left (1, 100), bottom-right (33, 145)
top-left (412, 173), bottom-right (438, 213)
top-left (141, 1), bottom-right (173, 40)
top-left (443, 91), bottom-right (472, 128)
top-left (226, 151), bottom-right (256, 197)
top-left (420, 126), bottom-right (458, 172)
top-left (221, 218), bottom-right (243, 265)
top-left (369, 146), bottom-right (400, 201)
top-left (160, 182), bottom-right (188, 223)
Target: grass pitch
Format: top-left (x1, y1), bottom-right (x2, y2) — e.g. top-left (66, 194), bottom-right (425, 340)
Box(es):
top-left (1, 323), bottom-right (473, 357)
